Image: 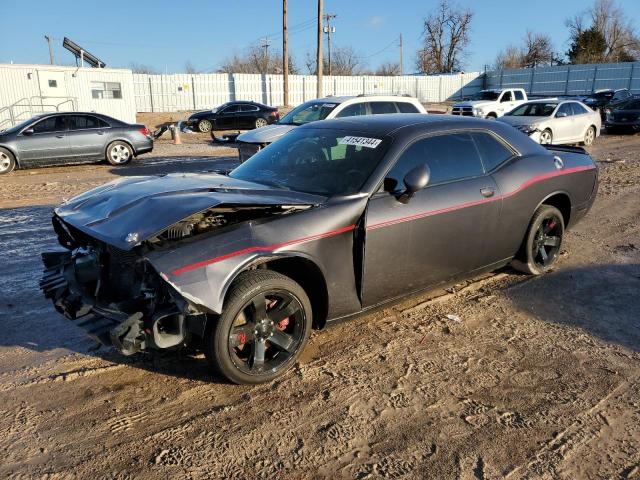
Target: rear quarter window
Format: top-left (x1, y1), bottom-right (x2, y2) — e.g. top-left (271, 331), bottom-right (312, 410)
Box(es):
top-left (369, 102), bottom-right (398, 114)
top-left (396, 102), bottom-right (420, 113)
top-left (470, 132), bottom-right (514, 172)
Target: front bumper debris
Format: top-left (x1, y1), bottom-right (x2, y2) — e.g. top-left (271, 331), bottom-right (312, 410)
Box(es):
top-left (40, 251), bottom-right (146, 355)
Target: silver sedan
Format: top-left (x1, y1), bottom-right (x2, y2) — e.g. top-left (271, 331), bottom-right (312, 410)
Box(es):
top-left (498, 100), bottom-right (601, 146)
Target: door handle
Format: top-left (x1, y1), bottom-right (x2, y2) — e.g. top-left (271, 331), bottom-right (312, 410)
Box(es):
top-left (480, 187), bottom-right (495, 198)
top-left (97, 131), bottom-right (105, 135)
top-left (55, 135), bottom-right (65, 138)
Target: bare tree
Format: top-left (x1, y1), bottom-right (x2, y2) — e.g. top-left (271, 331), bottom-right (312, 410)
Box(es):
top-left (374, 62), bottom-right (401, 76)
top-left (494, 45), bottom-right (525, 69)
top-left (416, 0), bottom-right (473, 74)
top-left (304, 46), bottom-right (363, 75)
top-left (566, 0), bottom-right (639, 62)
top-left (494, 31), bottom-right (559, 69)
top-left (129, 62), bottom-right (157, 74)
top-left (184, 61), bottom-right (199, 74)
top-left (219, 45), bottom-right (297, 74)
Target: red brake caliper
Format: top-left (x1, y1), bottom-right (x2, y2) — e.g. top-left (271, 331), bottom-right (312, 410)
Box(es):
top-left (277, 317), bottom-right (290, 330)
top-left (237, 332), bottom-right (247, 345)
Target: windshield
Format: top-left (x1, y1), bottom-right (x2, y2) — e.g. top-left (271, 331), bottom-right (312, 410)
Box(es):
top-left (1, 117), bottom-right (38, 134)
top-left (508, 103), bottom-right (557, 117)
top-left (471, 91), bottom-right (500, 101)
top-left (230, 128), bottom-right (390, 196)
top-left (621, 100), bottom-right (640, 110)
top-left (278, 101), bottom-right (338, 126)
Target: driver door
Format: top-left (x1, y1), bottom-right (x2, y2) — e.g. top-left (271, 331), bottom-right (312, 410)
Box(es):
top-left (361, 132), bottom-right (501, 307)
top-left (498, 90), bottom-right (515, 115)
top-left (215, 105), bottom-right (239, 130)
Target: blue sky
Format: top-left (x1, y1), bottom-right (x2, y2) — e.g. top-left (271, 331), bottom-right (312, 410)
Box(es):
top-left (1, 0), bottom-right (639, 73)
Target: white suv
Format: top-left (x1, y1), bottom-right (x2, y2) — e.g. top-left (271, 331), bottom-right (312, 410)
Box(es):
top-left (236, 95), bottom-right (426, 162)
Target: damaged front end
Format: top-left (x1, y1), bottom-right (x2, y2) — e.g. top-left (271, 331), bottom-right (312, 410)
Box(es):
top-left (40, 216), bottom-right (202, 355)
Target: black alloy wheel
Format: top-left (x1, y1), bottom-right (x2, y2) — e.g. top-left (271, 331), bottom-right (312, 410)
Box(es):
top-left (205, 270), bottom-right (312, 384)
top-left (512, 205), bottom-right (565, 275)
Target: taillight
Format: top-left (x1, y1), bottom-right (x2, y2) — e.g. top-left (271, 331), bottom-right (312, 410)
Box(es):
top-left (270, 111), bottom-right (279, 118)
top-left (139, 126), bottom-right (150, 137)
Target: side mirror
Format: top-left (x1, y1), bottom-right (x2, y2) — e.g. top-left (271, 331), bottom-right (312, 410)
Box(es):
top-left (398, 164), bottom-right (430, 203)
top-left (22, 128), bottom-right (34, 136)
top-left (556, 112), bottom-right (568, 118)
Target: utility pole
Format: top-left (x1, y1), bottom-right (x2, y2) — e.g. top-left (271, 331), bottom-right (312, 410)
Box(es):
top-left (282, 0), bottom-right (289, 106)
top-left (44, 35), bottom-right (55, 65)
top-left (399, 34), bottom-right (404, 75)
top-left (316, 0), bottom-right (323, 97)
top-left (323, 14), bottom-right (336, 76)
top-left (261, 37), bottom-right (271, 74)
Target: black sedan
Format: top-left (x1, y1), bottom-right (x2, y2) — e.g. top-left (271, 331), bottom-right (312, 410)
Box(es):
top-left (605, 98), bottom-right (640, 133)
top-left (0, 112), bottom-right (153, 174)
top-left (186, 101), bottom-right (279, 133)
top-left (41, 114), bottom-right (598, 384)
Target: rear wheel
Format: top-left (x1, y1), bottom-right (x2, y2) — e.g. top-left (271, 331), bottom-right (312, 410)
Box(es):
top-left (485, 113), bottom-right (497, 119)
top-left (197, 119), bottom-right (212, 133)
top-left (106, 141), bottom-right (133, 166)
top-left (512, 205), bottom-right (565, 275)
top-left (583, 126), bottom-right (596, 146)
top-left (254, 117), bottom-right (268, 129)
top-left (539, 129), bottom-right (553, 145)
top-left (0, 147), bottom-right (16, 174)
top-left (205, 270), bottom-right (312, 384)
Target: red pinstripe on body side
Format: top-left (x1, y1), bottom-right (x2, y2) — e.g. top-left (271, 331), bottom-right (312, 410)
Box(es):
top-left (170, 224), bottom-right (356, 276)
top-left (170, 165), bottom-right (595, 276)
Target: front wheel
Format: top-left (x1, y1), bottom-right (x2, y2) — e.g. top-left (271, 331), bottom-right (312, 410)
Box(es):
top-left (512, 205), bottom-right (565, 275)
top-left (539, 129), bottom-right (553, 145)
top-left (582, 126), bottom-right (596, 146)
top-left (106, 141), bottom-right (133, 166)
top-left (198, 119), bottom-right (212, 133)
top-left (205, 270), bottom-right (312, 384)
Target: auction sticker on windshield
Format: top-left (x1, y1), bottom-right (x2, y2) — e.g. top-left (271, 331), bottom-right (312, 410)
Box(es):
top-left (339, 136), bottom-right (382, 148)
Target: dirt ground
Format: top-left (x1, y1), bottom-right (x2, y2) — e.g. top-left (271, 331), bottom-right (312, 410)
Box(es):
top-left (0, 130), bottom-right (638, 479)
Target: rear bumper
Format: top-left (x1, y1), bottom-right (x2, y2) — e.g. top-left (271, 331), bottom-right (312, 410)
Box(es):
top-left (133, 138), bottom-right (154, 155)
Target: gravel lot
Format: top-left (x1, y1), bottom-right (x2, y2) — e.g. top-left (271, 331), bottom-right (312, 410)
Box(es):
top-left (0, 131), bottom-right (638, 479)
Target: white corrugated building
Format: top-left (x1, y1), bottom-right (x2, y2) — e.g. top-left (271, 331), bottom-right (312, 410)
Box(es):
top-left (0, 63), bottom-right (137, 128)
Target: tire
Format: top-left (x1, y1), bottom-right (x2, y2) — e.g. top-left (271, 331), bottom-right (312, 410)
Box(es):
top-left (254, 117), bottom-right (268, 129)
top-left (582, 126), bottom-right (596, 146)
top-left (106, 141), bottom-right (133, 166)
top-left (197, 119), bottom-right (212, 133)
top-left (485, 113), bottom-right (497, 119)
top-left (539, 129), bottom-right (553, 145)
top-left (205, 270), bottom-right (312, 384)
top-left (512, 205), bottom-right (565, 275)
top-left (0, 147), bottom-right (16, 174)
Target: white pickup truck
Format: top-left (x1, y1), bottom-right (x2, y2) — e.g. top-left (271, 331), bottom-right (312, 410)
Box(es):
top-left (452, 88), bottom-right (528, 119)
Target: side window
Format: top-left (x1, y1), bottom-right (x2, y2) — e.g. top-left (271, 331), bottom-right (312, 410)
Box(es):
top-left (369, 102), bottom-right (398, 114)
top-left (69, 115), bottom-right (107, 130)
top-left (556, 103), bottom-right (573, 117)
top-left (385, 133), bottom-right (484, 191)
top-left (514, 90), bottom-right (525, 101)
top-left (221, 105), bottom-right (240, 114)
top-left (500, 91), bottom-right (513, 102)
top-left (570, 103), bottom-right (588, 115)
top-left (396, 102), bottom-right (420, 113)
top-left (240, 105), bottom-right (258, 112)
top-left (31, 116), bottom-right (67, 133)
top-left (471, 132), bottom-right (514, 172)
top-left (334, 102), bottom-right (367, 118)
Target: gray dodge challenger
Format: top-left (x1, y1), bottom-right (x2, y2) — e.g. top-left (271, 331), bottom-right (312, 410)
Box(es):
top-left (41, 114), bottom-right (598, 384)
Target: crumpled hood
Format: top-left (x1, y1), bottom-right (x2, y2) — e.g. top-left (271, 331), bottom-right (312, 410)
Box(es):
top-left (236, 124), bottom-right (297, 144)
top-left (55, 173), bottom-right (324, 250)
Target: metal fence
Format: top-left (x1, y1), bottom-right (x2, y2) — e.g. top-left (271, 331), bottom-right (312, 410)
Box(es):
top-left (486, 61), bottom-right (640, 96)
top-left (132, 72), bottom-right (484, 112)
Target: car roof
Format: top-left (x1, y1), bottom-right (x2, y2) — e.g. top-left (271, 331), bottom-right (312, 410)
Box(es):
top-left (300, 113), bottom-right (489, 135)
top-left (313, 95), bottom-right (420, 104)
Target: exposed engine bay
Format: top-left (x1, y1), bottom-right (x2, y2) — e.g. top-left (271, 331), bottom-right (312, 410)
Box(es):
top-left (40, 204), bottom-right (310, 355)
